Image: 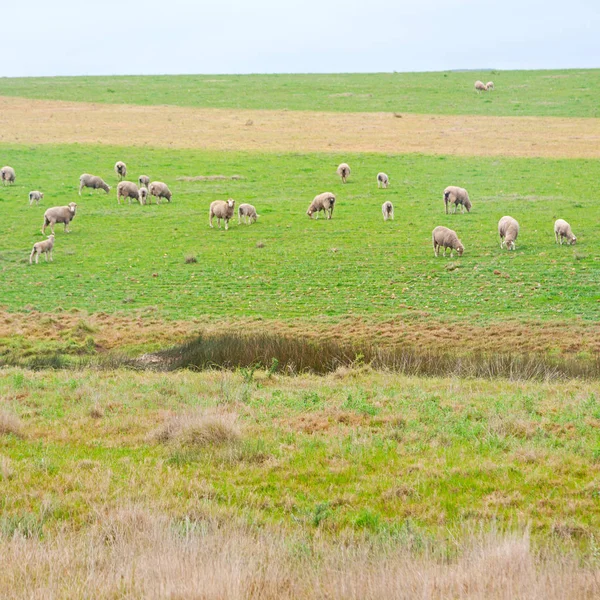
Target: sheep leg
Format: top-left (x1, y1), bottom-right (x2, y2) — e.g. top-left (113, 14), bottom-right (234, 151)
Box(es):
top-left (225, 219), bottom-right (229, 231)
top-left (209, 213), bottom-right (214, 228)
top-left (49, 249), bottom-right (53, 262)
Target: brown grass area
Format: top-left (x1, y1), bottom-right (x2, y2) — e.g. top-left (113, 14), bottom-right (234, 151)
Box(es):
top-left (2, 96), bottom-right (600, 158)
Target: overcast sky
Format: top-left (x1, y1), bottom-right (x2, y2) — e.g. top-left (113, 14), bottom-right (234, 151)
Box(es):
top-left (2, 0), bottom-right (599, 77)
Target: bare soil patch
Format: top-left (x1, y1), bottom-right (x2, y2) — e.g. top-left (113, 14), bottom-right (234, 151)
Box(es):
top-left (2, 96), bottom-right (600, 158)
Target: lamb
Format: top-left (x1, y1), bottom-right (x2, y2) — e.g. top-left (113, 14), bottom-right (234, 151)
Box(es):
top-left (377, 172), bottom-right (389, 188)
top-left (139, 187), bottom-right (148, 205)
top-left (209, 199), bottom-right (235, 230)
top-left (28, 191), bottom-right (44, 206)
top-left (138, 175), bottom-right (150, 189)
top-left (432, 226), bottom-right (464, 257)
top-left (147, 181), bottom-right (172, 204)
top-left (307, 192), bottom-right (336, 219)
top-left (79, 174), bottom-right (110, 196)
top-left (117, 181), bottom-right (142, 205)
top-left (114, 161), bottom-right (127, 180)
top-left (337, 163), bottom-right (351, 183)
top-left (238, 203), bottom-right (259, 224)
top-left (444, 186), bottom-right (472, 214)
top-left (42, 203), bottom-right (77, 234)
top-left (29, 235), bottom-right (55, 264)
top-left (1, 166), bottom-right (15, 185)
top-left (474, 80), bottom-right (487, 93)
top-left (498, 216), bottom-right (519, 250)
top-left (554, 219), bottom-right (577, 245)
top-left (486, 81), bottom-right (494, 91)
top-left (382, 201), bottom-right (394, 221)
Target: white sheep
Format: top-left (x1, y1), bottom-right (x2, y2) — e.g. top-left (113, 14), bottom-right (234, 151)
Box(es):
top-left (377, 172), bottom-right (389, 188)
top-left (29, 235), bottom-right (55, 264)
top-left (238, 203), bottom-right (259, 224)
top-left (139, 187), bottom-right (148, 205)
top-left (307, 192), bottom-right (336, 219)
top-left (114, 161), bottom-right (127, 180)
top-left (79, 174), bottom-right (110, 196)
top-left (486, 81), bottom-right (494, 91)
top-left (42, 203), bottom-right (77, 235)
top-left (28, 191), bottom-right (44, 206)
top-left (209, 199), bottom-right (235, 230)
top-left (138, 175), bottom-right (150, 189)
top-left (474, 80), bottom-right (487, 93)
top-left (147, 181), bottom-right (172, 204)
top-left (1, 166), bottom-right (15, 185)
top-left (117, 181), bottom-right (142, 205)
top-left (444, 186), bottom-right (472, 214)
top-left (554, 219), bottom-right (577, 245)
top-left (432, 226), bottom-right (464, 257)
top-left (337, 163), bottom-right (351, 184)
top-left (382, 201), bottom-right (394, 221)
top-left (498, 216), bottom-right (519, 250)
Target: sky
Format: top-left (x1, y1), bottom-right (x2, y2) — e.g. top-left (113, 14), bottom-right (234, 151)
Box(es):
top-left (2, 0), bottom-right (599, 77)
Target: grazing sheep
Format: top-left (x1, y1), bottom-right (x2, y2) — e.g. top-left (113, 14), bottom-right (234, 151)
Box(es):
top-left (498, 216), bottom-right (519, 250)
top-left (474, 80), bottom-right (487, 93)
top-left (432, 226), bottom-right (464, 257)
top-left (114, 161), bottom-right (127, 180)
top-left (382, 201), bottom-right (394, 221)
top-left (147, 181), bottom-right (172, 204)
top-left (42, 203), bottom-right (77, 234)
top-left (28, 191), bottom-right (44, 206)
top-left (486, 81), bottom-right (494, 91)
top-left (238, 203), bottom-right (259, 224)
top-left (79, 174), bottom-right (110, 196)
top-left (209, 199), bottom-right (235, 230)
top-left (307, 192), bottom-right (336, 220)
top-left (138, 175), bottom-right (150, 189)
top-left (444, 186), bottom-right (472, 214)
top-left (116, 181), bottom-right (142, 205)
top-left (377, 172), bottom-right (389, 188)
top-left (337, 163), bottom-right (351, 183)
top-left (29, 235), bottom-right (55, 264)
top-left (139, 187), bottom-right (148, 205)
top-left (1, 166), bottom-right (15, 185)
top-left (554, 219), bottom-right (577, 245)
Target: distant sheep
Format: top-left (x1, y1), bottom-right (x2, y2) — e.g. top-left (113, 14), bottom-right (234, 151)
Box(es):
top-left (382, 201), bottom-right (394, 221)
top-left (1, 166), bottom-right (15, 185)
top-left (238, 203), bottom-right (259, 224)
top-left (147, 181), bottom-right (172, 204)
top-left (377, 172), bottom-right (389, 188)
top-left (486, 81), bottom-right (494, 91)
top-left (554, 219), bottom-right (577, 245)
top-left (307, 192), bottom-right (336, 219)
top-left (79, 174), bottom-right (110, 196)
top-left (209, 199), bottom-right (235, 230)
top-left (337, 163), bottom-right (351, 183)
top-left (474, 80), bottom-right (487, 93)
top-left (42, 203), bottom-right (77, 235)
top-left (29, 235), bottom-right (55, 264)
top-left (444, 186), bottom-right (471, 214)
top-left (139, 187), bottom-right (148, 205)
top-left (114, 161), bottom-right (127, 180)
top-left (28, 191), bottom-right (44, 206)
top-left (138, 175), bottom-right (150, 189)
top-left (498, 216), bottom-right (519, 250)
top-left (117, 181), bottom-right (142, 205)
top-left (432, 226), bottom-right (464, 257)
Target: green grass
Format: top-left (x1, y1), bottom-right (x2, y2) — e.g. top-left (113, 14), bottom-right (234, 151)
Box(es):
top-left (0, 144), bottom-right (598, 324)
top-left (1, 70), bottom-right (600, 117)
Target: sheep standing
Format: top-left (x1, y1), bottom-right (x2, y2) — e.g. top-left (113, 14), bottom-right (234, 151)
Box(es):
top-left (117, 181), bottom-right (142, 205)
top-left (79, 174), bottom-right (110, 196)
top-left (498, 216), bottom-right (519, 250)
top-left (209, 199), bottom-right (235, 230)
top-left (486, 81), bottom-right (494, 91)
top-left (148, 181), bottom-right (172, 204)
top-left (238, 203), bottom-right (259, 224)
top-left (29, 235), bottom-right (55, 264)
top-left (377, 172), bottom-right (389, 189)
top-left (337, 163), bottom-right (351, 183)
top-left (1, 166), bottom-right (15, 185)
top-left (474, 81), bottom-right (487, 93)
top-left (138, 175), bottom-right (150, 189)
top-left (42, 203), bottom-right (77, 234)
top-left (139, 187), bottom-right (148, 205)
top-left (554, 219), bottom-right (577, 245)
top-left (382, 201), bottom-right (394, 221)
top-left (444, 186), bottom-right (472, 214)
top-left (432, 226), bottom-right (464, 257)
top-left (114, 161), bottom-right (127, 180)
top-left (307, 192), bottom-right (336, 219)
top-left (28, 191), bottom-right (44, 206)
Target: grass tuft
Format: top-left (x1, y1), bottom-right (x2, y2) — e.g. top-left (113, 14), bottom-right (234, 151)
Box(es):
top-left (0, 411), bottom-right (23, 438)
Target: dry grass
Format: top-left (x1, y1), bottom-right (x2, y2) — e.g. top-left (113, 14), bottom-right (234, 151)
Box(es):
top-left (2, 96), bottom-right (600, 158)
top-left (0, 410), bottom-right (23, 438)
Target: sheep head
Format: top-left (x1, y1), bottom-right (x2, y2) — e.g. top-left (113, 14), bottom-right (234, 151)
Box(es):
top-left (227, 199), bottom-right (235, 209)
top-left (68, 202), bottom-right (77, 213)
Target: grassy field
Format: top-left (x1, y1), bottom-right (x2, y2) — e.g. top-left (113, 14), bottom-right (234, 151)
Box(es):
top-left (1, 70), bottom-right (600, 117)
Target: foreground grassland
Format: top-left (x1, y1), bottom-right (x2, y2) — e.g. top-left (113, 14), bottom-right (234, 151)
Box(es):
top-left (0, 144), bottom-right (598, 329)
top-left (1, 70), bottom-right (600, 118)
